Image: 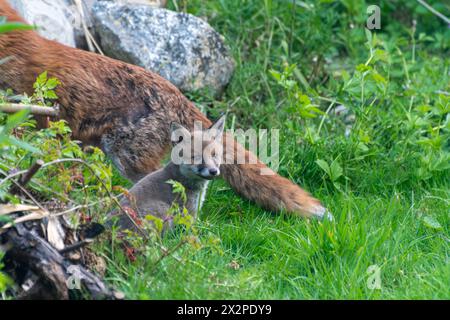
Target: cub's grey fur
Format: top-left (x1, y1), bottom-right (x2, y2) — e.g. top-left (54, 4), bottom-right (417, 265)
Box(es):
top-left (108, 116), bottom-right (225, 233)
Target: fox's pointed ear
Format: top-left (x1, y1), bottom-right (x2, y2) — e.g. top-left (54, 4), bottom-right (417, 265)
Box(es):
top-left (209, 115), bottom-right (226, 140)
top-left (170, 122), bottom-right (190, 144)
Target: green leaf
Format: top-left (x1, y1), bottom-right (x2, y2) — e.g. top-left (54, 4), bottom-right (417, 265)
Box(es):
top-left (422, 216), bottom-right (443, 231)
top-left (329, 160), bottom-right (343, 182)
top-left (373, 49), bottom-right (389, 62)
top-left (269, 70), bottom-right (281, 81)
top-left (46, 77), bottom-right (60, 90)
top-left (0, 22), bottom-right (33, 34)
top-left (316, 158), bottom-right (343, 183)
top-left (44, 90), bottom-right (58, 100)
top-left (306, 105), bottom-right (325, 115)
top-left (365, 28), bottom-right (372, 45)
top-left (316, 159), bottom-right (331, 175)
top-left (166, 179), bottom-right (187, 203)
top-left (145, 215), bottom-right (164, 233)
top-left (356, 64), bottom-right (372, 73)
top-left (0, 215), bottom-right (13, 224)
top-left (7, 135), bottom-right (40, 154)
top-left (174, 213), bottom-right (194, 229)
top-left (372, 72), bottom-right (387, 84)
top-left (5, 109), bottom-right (30, 131)
top-left (0, 271), bottom-right (13, 293)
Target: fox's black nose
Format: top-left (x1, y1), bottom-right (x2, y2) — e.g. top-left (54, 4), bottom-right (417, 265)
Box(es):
top-left (209, 168), bottom-right (219, 176)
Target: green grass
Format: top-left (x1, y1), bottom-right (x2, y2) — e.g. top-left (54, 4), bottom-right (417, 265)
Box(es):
top-left (102, 180), bottom-right (448, 299)
top-left (99, 0), bottom-right (449, 299)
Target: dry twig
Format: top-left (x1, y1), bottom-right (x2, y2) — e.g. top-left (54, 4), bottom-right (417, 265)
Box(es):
top-left (0, 103), bottom-right (59, 117)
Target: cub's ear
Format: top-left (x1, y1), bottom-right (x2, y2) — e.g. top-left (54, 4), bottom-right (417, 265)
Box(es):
top-left (170, 122), bottom-right (190, 144)
top-left (208, 115), bottom-right (226, 140)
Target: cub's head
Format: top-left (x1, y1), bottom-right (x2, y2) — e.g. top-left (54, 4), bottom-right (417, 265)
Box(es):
top-left (170, 116), bottom-right (226, 180)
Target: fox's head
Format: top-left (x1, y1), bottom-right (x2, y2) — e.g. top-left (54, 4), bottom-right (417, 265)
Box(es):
top-left (170, 116), bottom-right (226, 180)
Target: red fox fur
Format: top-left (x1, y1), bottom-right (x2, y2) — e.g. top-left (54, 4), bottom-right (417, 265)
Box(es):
top-left (0, 0), bottom-right (328, 219)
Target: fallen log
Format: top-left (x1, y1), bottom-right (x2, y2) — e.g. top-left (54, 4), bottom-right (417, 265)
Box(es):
top-left (0, 158), bottom-right (122, 300)
top-left (2, 221), bottom-right (116, 300)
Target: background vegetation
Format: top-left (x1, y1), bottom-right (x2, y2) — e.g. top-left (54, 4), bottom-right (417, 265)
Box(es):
top-left (1, 0), bottom-right (449, 299)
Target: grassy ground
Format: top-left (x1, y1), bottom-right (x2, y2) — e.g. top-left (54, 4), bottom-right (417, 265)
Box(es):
top-left (101, 1), bottom-right (449, 299)
top-left (1, 0), bottom-right (448, 300)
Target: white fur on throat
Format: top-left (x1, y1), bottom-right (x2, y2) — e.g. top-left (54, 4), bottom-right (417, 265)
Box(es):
top-left (195, 180), bottom-right (210, 213)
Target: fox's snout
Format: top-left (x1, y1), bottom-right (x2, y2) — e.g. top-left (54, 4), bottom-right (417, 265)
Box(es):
top-left (198, 166), bottom-right (220, 179)
top-left (208, 168), bottom-right (219, 176)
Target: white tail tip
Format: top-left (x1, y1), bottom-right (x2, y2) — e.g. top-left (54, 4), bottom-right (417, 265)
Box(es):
top-left (311, 204), bottom-right (334, 221)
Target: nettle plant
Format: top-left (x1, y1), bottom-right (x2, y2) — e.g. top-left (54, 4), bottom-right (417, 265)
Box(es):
top-left (344, 31), bottom-right (447, 188)
top-left (270, 64), bottom-right (325, 120)
top-left (0, 17), bottom-right (35, 294)
top-left (270, 29), bottom-right (449, 192)
top-left (1, 71), bottom-right (113, 205)
top-left (0, 71), bottom-right (116, 294)
top-left (112, 179), bottom-right (208, 262)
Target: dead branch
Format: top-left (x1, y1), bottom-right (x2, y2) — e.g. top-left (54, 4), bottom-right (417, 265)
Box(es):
top-left (4, 222), bottom-right (116, 300)
top-left (0, 158), bottom-right (147, 237)
top-left (147, 239), bottom-right (187, 275)
top-left (8, 177), bottom-right (48, 212)
top-left (19, 159), bottom-right (45, 186)
top-left (73, 0), bottom-right (105, 55)
top-left (9, 159), bottom-right (44, 195)
top-left (0, 103), bottom-right (59, 117)
top-left (417, 0), bottom-right (450, 25)
top-left (59, 238), bottom-right (94, 255)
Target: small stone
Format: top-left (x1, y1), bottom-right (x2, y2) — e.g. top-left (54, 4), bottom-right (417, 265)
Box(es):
top-left (114, 291), bottom-right (126, 300)
top-left (68, 251), bottom-right (81, 261)
top-left (228, 260), bottom-right (240, 270)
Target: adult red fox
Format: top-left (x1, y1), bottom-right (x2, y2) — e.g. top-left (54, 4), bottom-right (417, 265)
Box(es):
top-left (0, 0), bottom-right (330, 219)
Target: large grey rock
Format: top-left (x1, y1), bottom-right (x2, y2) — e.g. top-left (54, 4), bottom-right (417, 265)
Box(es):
top-left (116, 0), bottom-right (167, 6)
top-left (63, 0), bottom-right (97, 49)
top-left (92, 1), bottom-right (235, 94)
top-left (63, 0), bottom-right (167, 49)
top-left (8, 0), bottom-right (76, 47)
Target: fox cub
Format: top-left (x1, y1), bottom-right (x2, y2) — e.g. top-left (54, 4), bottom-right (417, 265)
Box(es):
top-left (108, 116), bottom-right (226, 233)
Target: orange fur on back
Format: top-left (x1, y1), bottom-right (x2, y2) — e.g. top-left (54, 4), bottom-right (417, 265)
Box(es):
top-left (0, 0), bottom-right (327, 218)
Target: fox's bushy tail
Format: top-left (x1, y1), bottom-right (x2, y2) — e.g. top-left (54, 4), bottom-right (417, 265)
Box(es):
top-left (220, 133), bottom-right (329, 218)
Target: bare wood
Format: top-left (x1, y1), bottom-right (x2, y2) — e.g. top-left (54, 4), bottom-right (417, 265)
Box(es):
top-left (0, 204), bottom-right (39, 215)
top-left (9, 159), bottom-right (44, 195)
top-left (74, 0), bottom-right (105, 55)
top-left (0, 103), bottom-right (59, 117)
top-left (18, 159), bottom-right (45, 186)
top-left (59, 238), bottom-right (94, 255)
top-left (0, 158), bottom-right (147, 237)
top-left (7, 175), bottom-right (48, 212)
top-left (4, 223), bottom-right (116, 300)
top-left (417, 0), bottom-right (450, 25)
